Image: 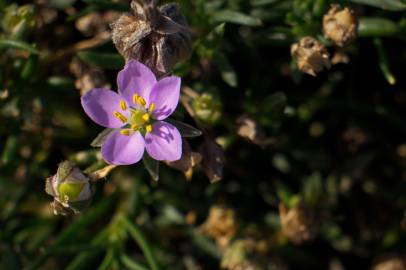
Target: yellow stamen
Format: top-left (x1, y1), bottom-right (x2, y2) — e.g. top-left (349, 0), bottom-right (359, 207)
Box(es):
top-left (120, 100), bottom-right (127, 111)
top-left (133, 94), bottom-right (139, 104)
top-left (114, 111), bottom-right (128, 123)
top-left (138, 96), bottom-right (146, 106)
top-left (131, 124), bottom-right (139, 131)
top-left (120, 129), bottom-right (130, 136)
top-left (142, 113), bottom-right (150, 122)
top-left (145, 124), bottom-right (153, 133)
top-left (132, 93), bottom-right (146, 106)
top-left (149, 103), bottom-right (155, 112)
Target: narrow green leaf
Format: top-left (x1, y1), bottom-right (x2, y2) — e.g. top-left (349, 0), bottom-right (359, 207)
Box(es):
top-left (211, 10), bottom-right (262, 26)
top-left (214, 52), bottom-right (238, 87)
top-left (350, 0), bottom-right (406, 11)
top-left (0, 39), bottom-right (39, 54)
top-left (77, 51), bottom-right (125, 70)
top-left (250, 0), bottom-right (280, 6)
top-left (374, 38), bottom-right (396, 85)
top-left (121, 254), bottom-right (149, 270)
top-left (358, 17), bottom-right (398, 37)
top-left (122, 217), bottom-right (161, 270)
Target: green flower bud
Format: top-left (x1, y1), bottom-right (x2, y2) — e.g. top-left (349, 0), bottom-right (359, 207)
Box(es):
top-left (192, 93), bottom-right (222, 125)
top-left (2, 4), bottom-right (36, 38)
top-left (45, 161), bottom-right (92, 215)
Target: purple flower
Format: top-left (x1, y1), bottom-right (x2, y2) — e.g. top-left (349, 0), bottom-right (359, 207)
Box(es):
top-left (81, 60), bottom-right (182, 165)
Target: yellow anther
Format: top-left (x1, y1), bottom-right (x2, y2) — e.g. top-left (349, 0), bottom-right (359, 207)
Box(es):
top-left (131, 124), bottom-right (139, 131)
top-left (138, 97), bottom-right (146, 106)
top-left (149, 103), bottom-right (155, 112)
top-left (120, 129), bottom-right (130, 136)
top-left (145, 124), bottom-right (153, 133)
top-left (142, 113), bottom-right (150, 122)
top-left (120, 100), bottom-right (127, 111)
top-left (113, 111), bottom-right (128, 123)
top-left (133, 93), bottom-right (146, 106)
top-left (133, 94), bottom-right (140, 104)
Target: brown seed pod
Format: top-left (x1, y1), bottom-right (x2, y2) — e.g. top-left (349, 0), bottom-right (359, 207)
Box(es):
top-left (291, 36), bottom-right (331, 76)
top-left (111, 0), bottom-right (192, 77)
top-left (323, 5), bottom-right (358, 47)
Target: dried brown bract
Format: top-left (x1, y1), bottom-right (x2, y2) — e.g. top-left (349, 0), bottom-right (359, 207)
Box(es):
top-left (291, 36), bottom-right (331, 76)
top-left (111, 0), bottom-right (192, 77)
top-left (323, 5), bottom-right (358, 47)
top-left (165, 140), bottom-right (202, 181)
top-left (199, 138), bottom-right (225, 183)
top-left (236, 115), bottom-right (275, 147)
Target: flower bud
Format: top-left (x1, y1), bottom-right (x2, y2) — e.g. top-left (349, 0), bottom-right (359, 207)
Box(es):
top-left (111, 0), bottom-right (192, 77)
top-left (291, 36), bottom-right (331, 76)
top-left (192, 93), bottom-right (222, 125)
top-left (323, 5), bottom-right (358, 47)
top-left (45, 161), bottom-right (92, 215)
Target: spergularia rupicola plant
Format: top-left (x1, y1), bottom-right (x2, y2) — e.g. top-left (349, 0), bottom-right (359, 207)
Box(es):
top-left (81, 60), bottom-right (182, 165)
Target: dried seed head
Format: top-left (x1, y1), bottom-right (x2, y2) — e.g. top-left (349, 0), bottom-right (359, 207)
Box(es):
top-left (45, 161), bottom-right (92, 215)
top-left (111, 0), bottom-right (192, 77)
top-left (199, 206), bottom-right (238, 249)
top-left (291, 36), bottom-right (331, 76)
top-left (323, 5), bottom-right (358, 47)
top-left (279, 202), bottom-right (318, 244)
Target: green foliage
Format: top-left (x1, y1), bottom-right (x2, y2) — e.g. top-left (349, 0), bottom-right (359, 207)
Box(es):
top-left (1, 0), bottom-right (406, 269)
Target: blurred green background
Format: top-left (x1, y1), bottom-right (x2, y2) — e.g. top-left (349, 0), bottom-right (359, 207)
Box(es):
top-left (1, 0), bottom-right (406, 269)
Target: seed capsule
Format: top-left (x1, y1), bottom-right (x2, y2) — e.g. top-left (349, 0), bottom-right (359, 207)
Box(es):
top-left (323, 5), bottom-right (358, 47)
top-left (111, 0), bottom-right (192, 77)
top-left (291, 36), bottom-right (331, 76)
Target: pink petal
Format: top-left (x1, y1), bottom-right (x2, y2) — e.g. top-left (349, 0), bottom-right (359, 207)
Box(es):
top-left (145, 121), bottom-right (182, 161)
top-left (149, 76), bottom-right (181, 120)
top-left (117, 60), bottom-right (157, 106)
top-left (81, 89), bottom-right (129, 128)
top-left (101, 130), bottom-right (145, 165)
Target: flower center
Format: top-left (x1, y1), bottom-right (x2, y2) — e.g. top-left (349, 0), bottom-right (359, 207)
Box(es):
top-left (113, 94), bottom-right (155, 136)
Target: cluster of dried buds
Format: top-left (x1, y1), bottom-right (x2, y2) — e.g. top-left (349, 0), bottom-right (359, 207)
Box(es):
top-left (291, 5), bottom-right (358, 76)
